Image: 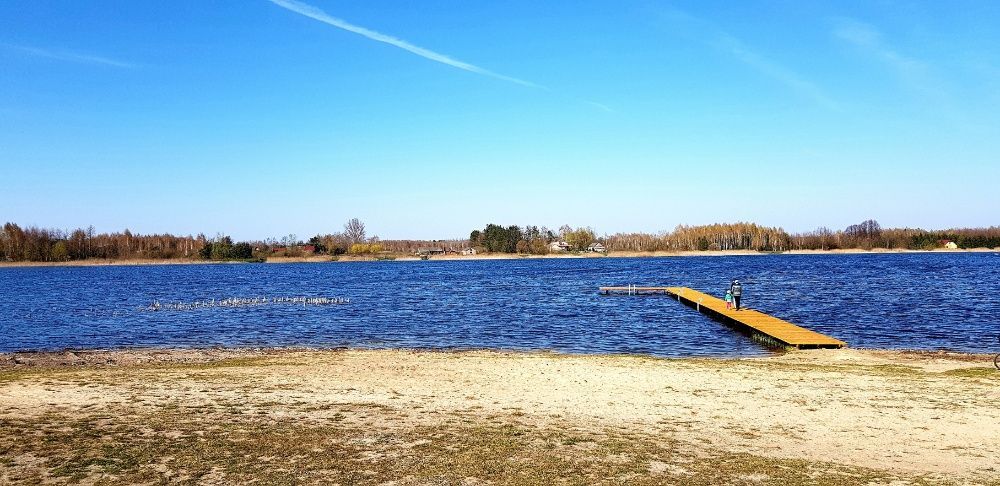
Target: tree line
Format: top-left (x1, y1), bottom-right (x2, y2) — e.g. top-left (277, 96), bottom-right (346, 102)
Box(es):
top-left (606, 222), bottom-right (791, 252)
top-left (197, 236), bottom-right (256, 261)
top-left (306, 218), bottom-right (384, 255)
top-left (0, 223), bottom-right (205, 262)
top-left (468, 224), bottom-right (596, 254)
top-left (2, 218), bottom-right (997, 263)
top-left (606, 220), bottom-right (1000, 252)
top-left (791, 221), bottom-right (1000, 251)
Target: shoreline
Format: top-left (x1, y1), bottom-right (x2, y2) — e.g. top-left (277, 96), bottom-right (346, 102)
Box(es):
top-left (2, 347), bottom-right (997, 482)
top-left (1, 345), bottom-right (994, 369)
top-left (0, 247), bottom-right (994, 268)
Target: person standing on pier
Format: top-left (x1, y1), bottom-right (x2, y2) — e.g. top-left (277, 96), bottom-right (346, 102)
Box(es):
top-left (724, 289), bottom-right (734, 310)
top-left (729, 280), bottom-right (743, 310)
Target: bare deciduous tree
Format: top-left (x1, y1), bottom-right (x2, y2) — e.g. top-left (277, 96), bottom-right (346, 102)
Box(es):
top-left (344, 218), bottom-right (366, 244)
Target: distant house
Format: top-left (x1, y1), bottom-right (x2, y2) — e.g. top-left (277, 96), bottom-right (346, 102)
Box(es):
top-left (416, 247), bottom-right (446, 256)
top-left (548, 241), bottom-right (571, 252)
top-left (587, 242), bottom-right (607, 253)
top-left (943, 241), bottom-right (959, 249)
top-left (271, 246), bottom-right (286, 254)
top-left (461, 248), bottom-right (477, 255)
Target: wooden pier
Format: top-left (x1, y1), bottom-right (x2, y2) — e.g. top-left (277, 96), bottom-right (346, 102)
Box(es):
top-left (599, 286), bottom-right (846, 350)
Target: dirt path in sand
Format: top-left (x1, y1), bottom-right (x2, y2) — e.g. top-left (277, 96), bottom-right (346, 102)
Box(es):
top-left (1, 348), bottom-right (998, 482)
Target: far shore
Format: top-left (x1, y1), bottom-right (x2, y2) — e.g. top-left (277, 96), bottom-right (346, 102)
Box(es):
top-left (1, 247), bottom-right (995, 268)
top-left (1, 347), bottom-right (997, 483)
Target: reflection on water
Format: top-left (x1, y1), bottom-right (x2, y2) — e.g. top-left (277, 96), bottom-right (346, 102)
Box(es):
top-left (0, 253), bottom-right (996, 356)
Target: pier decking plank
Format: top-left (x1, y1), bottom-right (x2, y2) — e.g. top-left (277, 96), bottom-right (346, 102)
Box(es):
top-left (598, 286), bottom-right (845, 349)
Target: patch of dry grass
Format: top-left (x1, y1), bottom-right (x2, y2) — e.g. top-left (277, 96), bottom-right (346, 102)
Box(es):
top-left (2, 349), bottom-right (994, 484)
top-left (0, 405), bottom-right (945, 485)
top-left (940, 367), bottom-right (1000, 379)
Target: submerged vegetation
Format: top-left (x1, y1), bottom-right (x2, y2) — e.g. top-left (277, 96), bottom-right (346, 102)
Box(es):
top-left (1, 218), bottom-right (997, 263)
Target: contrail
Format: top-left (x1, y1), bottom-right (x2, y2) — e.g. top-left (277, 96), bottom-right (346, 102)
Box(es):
top-left (267, 0), bottom-right (543, 89)
top-left (2, 44), bottom-right (135, 68)
top-left (584, 100), bottom-right (614, 113)
top-left (655, 7), bottom-right (840, 112)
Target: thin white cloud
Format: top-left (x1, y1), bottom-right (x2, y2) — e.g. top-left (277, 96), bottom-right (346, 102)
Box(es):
top-left (3, 44), bottom-right (135, 68)
top-left (656, 8), bottom-right (840, 111)
top-left (833, 18), bottom-right (1000, 135)
top-left (716, 34), bottom-right (840, 111)
top-left (832, 17), bottom-right (960, 120)
top-left (584, 100), bottom-right (614, 113)
top-left (833, 19), bottom-right (924, 73)
top-left (267, 0), bottom-right (543, 89)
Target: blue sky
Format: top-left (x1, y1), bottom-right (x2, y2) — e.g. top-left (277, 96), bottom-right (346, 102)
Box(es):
top-left (1, 1), bottom-right (998, 240)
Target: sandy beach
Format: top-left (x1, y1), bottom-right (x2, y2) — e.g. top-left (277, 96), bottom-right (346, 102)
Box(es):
top-left (1, 348), bottom-right (997, 484)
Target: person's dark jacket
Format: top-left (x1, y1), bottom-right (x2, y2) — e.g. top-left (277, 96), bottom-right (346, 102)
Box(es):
top-left (730, 282), bottom-right (743, 297)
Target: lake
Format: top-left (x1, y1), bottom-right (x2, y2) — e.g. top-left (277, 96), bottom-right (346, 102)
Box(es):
top-left (1, 253), bottom-right (997, 356)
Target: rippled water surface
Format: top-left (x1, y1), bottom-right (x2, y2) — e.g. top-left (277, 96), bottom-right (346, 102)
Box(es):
top-left (1, 253), bottom-right (997, 356)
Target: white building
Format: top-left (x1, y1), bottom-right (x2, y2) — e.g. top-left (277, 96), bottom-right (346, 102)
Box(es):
top-left (548, 241), bottom-right (571, 252)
